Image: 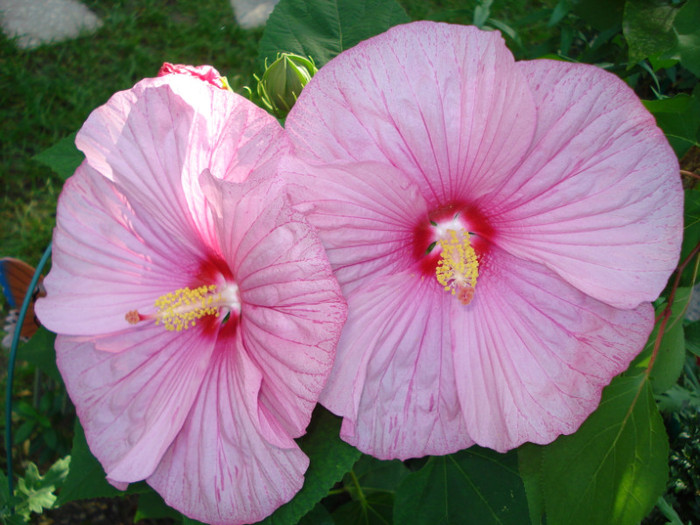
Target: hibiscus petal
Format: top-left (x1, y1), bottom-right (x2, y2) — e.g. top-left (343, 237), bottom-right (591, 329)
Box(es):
top-left (321, 273), bottom-right (472, 460)
top-left (282, 159), bottom-right (428, 294)
top-left (209, 176), bottom-right (347, 438)
top-left (489, 60), bottom-right (683, 309)
top-left (452, 247), bottom-right (653, 452)
top-left (147, 339), bottom-right (308, 525)
top-left (36, 164), bottom-right (200, 335)
top-left (285, 22), bottom-right (536, 205)
top-left (55, 324), bottom-right (216, 483)
top-left (77, 74), bottom-right (286, 250)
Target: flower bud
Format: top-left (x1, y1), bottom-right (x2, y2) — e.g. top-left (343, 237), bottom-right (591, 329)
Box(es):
top-left (256, 53), bottom-right (317, 118)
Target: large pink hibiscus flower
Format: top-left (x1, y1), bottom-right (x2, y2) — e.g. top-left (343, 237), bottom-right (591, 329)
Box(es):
top-left (35, 70), bottom-right (347, 524)
top-left (282, 22), bottom-right (683, 459)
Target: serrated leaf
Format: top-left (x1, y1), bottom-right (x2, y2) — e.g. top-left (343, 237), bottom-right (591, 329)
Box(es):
top-left (33, 132), bottom-right (83, 181)
top-left (14, 457), bottom-right (69, 518)
top-left (18, 327), bottom-right (60, 382)
top-left (393, 446), bottom-right (527, 525)
top-left (643, 94), bottom-right (700, 157)
top-left (623, 0), bottom-right (679, 64)
top-left (258, 0), bottom-right (410, 69)
top-left (541, 374), bottom-right (668, 525)
top-left (256, 407), bottom-right (361, 525)
top-left (298, 503), bottom-right (334, 525)
top-left (58, 419), bottom-right (149, 505)
top-left (673, 0), bottom-right (700, 77)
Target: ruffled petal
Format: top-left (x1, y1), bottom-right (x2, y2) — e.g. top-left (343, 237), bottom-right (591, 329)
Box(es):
top-left (36, 164), bottom-right (200, 335)
top-left (206, 174), bottom-right (347, 438)
top-left (321, 273), bottom-right (471, 460)
top-left (285, 21), bottom-right (536, 206)
top-left (282, 159), bottom-right (427, 294)
top-left (147, 339), bottom-right (308, 525)
top-left (55, 324), bottom-right (216, 483)
top-left (452, 247), bottom-right (653, 452)
top-left (488, 60), bottom-right (682, 309)
top-left (77, 74), bottom-right (286, 251)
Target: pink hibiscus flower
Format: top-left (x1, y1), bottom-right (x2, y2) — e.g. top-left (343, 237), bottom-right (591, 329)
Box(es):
top-left (35, 69), bottom-right (347, 524)
top-left (282, 22), bottom-right (683, 458)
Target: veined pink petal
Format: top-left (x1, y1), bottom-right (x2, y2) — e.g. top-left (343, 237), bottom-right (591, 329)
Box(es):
top-left (282, 159), bottom-right (428, 294)
top-left (321, 273), bottom-right (472, 460)
top-left (488, 60), bottom-right (683, 309)
top-left (453, 247), bottom-right (653, 451)
top-left (76, 74), bottom-right (286, 250)
top-left (286, 21), bottom-right (537, 206)
top-left (55, 324), bottom-right (216, 483)
top-left (147, 340), bottom-right (308, 525)
top-left (207, 174), bottom-right (347, 438)
top-left (36, 164), bottom-right (200, 335)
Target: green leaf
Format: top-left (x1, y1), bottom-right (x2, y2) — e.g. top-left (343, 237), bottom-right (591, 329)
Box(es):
top-left (298, 503), bottom-right (334, 525)
top-left (643, 94), bottom-right (700, 157)
top-left (540, 374), bottom-right (668, 525)
top-left (630, 288), bottom-right (690, 393)
top-left (256, 407), bottom-right (362, 525)
top-left (517, 443), bottom-right (545, 525)
top-left (58, 419), bottom-right (149, 505)
top-left (623, 0), bottom-right (679, 64)
top-left (13, 457), bottom-right (70, 519)
top-left (258, 0), bottom-right (410, 69)
top-left (685, 321), bottom-right (700, 357)
top-left (135, 490), bottom-right (183, 522)
top-left (333, 456), bottom-right (410, 525)
top-left (572, 0), bottom-right (625, 31)
top-left (18, 327), bottom-right (60, 382)
top-left (673, 0), bottom-right (700, 77)
top-left (393, 446), bottom-right (528, 525)
top-left (679, 186), bottom-right (700, 286)
top-left (33, 132), bottom-right (83, 181)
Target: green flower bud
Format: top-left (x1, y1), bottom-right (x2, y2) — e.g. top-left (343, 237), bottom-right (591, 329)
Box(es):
top-left (256, 53), bottom-right (317, 119)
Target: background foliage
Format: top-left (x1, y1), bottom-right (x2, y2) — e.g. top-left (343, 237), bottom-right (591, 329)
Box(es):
top-left (2, 0), bottom-right (700, 523)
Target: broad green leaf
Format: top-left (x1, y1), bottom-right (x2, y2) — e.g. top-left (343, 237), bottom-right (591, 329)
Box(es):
top-left (517, 443), bottom-right (545, 525)
top-left (630, 288), bottom-right (690, 393)
top-left (33, 132), bottom-right (82, 181)
top-left (541, 374), bottom-right (668, 525)
top-left (333, 456), bottom-right (410, 525)
top-left (393, 446), bottom-right (528, 525)
top-left (58, 419), bottom-right (148, 504)
top-left (673, 0), bottom-right (700, 77)
top-left (623, 0), bottom-right (679, 64)
top-left (18, 327), bottom-right (60, 382)
top-left (258, 0), bottom-right (410, 68)
top-left (135, 490), bottom-right (182, 522)
top-left (643, 94), bottom-right (700, 157)
top-left (298, 503), bottom-right (334, 525)
top-left (257, 407), bottom-right (361, 525)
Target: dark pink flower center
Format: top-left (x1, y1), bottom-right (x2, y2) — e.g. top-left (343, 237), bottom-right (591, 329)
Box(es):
top-left (125, 255), bottom-right (241, 337)
top-left (412, 201), bottom-right (493, 304)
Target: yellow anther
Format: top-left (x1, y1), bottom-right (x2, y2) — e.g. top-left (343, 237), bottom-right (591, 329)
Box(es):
top-left (154, 284), bottom-right (220, 331)
top-left (435, 229), bottom-right (479, 305)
